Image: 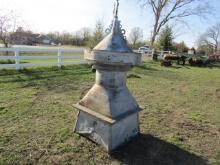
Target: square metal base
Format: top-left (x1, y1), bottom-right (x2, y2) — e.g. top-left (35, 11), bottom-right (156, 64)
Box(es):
top-left (74, 107), bottom-right (139, 152)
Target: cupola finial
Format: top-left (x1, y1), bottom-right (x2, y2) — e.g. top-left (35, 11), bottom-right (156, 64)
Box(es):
top-left (114, 0), bottom-right (119, 18)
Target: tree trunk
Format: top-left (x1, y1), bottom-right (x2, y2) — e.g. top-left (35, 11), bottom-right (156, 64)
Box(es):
top-left (215, 41), bottom-right (218, 52)
top-left (150, 27), bottom-right (158, 59)
top-left (3, 41), bottom-right (9, 55)
top-left (215, 45), bottom-right (218, 52)
top-left (150, 33), bottom-right (157, 48)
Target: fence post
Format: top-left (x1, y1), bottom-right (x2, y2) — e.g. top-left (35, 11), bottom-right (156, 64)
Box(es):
top-left (161, 50), bottom-right (164, 57)
top-left (152, 49), bottom-right (154, 57)
top-left (14, 48), bottom-right (20, 70)
top-left (57, 48), bottom-right (61, 67)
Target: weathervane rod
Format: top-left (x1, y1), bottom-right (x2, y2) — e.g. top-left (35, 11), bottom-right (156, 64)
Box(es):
top-left (114, 0), bottom-right (119, 18)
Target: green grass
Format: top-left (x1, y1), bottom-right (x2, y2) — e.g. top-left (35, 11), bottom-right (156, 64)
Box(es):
top-left (0, 58), bottom-right (84, 64)
top-left (20, 58), bottom-right (84, 63)
top-left (0, 61), bottom-right (220, 164)
top-left (0, 59), bottom-right (15, 64)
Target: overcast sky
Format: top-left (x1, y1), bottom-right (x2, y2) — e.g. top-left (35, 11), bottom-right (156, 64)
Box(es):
top-left (1, 0), bottom-right (220, 47)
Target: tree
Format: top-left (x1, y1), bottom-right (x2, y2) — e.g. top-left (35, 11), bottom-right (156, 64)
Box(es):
top-left (79, 27), bottom-right (92, 45)
top-left (173, 41), bottom-right (189, 53)
top-left (129, 27), bottom-right (143, 47)
top-left (72, 31), bottom-right (82, 46)
top-left (47, 29), bottom-right (92, 46)
top-left (87, 19), bottom-right (105, 49)
top-left (139, 0), bottom-right (211, 48)
top-left (198, 23), bottom-right (220, 52)
top-left (197, 43), bottom-right (214, 55)
top-left (0, 10), bottom-right (20, 47)
top-left (157, 26), bottom-right (173, 51)
top-left (47, 31), bottom-right (60, 44)
top-left (15, 26), bottom-right (25, 33)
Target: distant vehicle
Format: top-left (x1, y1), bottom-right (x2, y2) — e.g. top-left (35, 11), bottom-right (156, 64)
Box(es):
top-left (50, 42), bottom-right (57, 46)
top-left (138, 46), bottom-right (150, 54)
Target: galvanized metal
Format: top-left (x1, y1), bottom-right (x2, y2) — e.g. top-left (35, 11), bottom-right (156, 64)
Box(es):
top-left (74, 0), bottom-right (142, 152)
top-left (93, 0), bottom-right (131, 53)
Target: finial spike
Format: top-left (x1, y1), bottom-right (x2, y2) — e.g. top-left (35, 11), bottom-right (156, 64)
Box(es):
top-left (114, 0), bottom-right (119, 17)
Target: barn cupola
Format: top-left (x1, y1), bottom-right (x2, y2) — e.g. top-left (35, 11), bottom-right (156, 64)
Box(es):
top-left (74, 0), bottom-right (142, 152)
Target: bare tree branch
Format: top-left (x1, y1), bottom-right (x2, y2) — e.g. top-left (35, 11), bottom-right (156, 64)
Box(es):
top-left (139, 0), bottom-right (212, 48)
top-left (0, 10), bottom-right (21, 47)
top-left (129, 27), bottom-right (143, 46)
top-left (198, 23), bottom-right (220, 52)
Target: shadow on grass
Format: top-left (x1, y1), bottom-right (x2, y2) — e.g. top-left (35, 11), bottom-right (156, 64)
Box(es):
top-left (0, 64), bottom-right (91, 76)
top-left (0, 71), bottom-right (91, 84)
top-left (168, 65), bottom-right (183, 69)
top-left (208, 62), bottom-right (220, 69)
top-left (111, 134), bottom-right (208, 165)
top-left (135, 64), bottom-right (159, 71)
top-left (0, 65), bottom-right (93, 85)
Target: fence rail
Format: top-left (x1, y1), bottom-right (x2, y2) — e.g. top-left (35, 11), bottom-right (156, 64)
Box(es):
top-left (0, 47), bottom-right (174, 70)
top-left (0, 47), bottom-right (85, 70)
top-left (134, 49), bottom-right (171, 59)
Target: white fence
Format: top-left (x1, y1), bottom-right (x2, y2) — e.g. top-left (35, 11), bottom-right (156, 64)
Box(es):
top-left (0, 47), bottom-right (172, 70)
top-left (141, 50), bottom-right (171, 58)
top-left (134, 49), bottom-right (171, 59)
top-left (0, 47), bottom-right (85, 70)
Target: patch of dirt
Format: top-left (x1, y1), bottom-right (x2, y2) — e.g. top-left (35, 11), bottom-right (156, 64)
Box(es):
top-left (177, 122), bottom-right (218, 136)
top-left (127, 74), bottom-right (142, 79)
top-left (111, 134), bottom-right (208, 165)
top-left (79, 86), bottom-right (92, 99)
top-left (176, 84), bottom-right (187, 93)
top-left (140, 109), bottom-right (220, 162)
top-left (31, 92), bottom-right (45, 107)
top-left (216, 88), bottom-right (220, 99)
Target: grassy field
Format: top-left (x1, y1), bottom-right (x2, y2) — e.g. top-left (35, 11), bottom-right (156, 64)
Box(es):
top-left (0, 61), bottom-right (220, 165)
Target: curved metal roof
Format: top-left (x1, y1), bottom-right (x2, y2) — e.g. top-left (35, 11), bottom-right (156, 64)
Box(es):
top-left (93, 0), bottom-right (132, 53)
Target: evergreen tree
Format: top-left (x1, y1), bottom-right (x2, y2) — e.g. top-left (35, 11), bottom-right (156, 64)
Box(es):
top-left (157, 26), bottom-right (173, 51)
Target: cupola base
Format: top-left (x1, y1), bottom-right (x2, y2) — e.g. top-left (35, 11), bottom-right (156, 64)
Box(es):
top-left (74, 104), bottom-right (139, 152)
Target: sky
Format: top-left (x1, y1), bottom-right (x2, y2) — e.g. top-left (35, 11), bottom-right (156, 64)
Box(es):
top-left (0, 0), bottom-right (220, 47)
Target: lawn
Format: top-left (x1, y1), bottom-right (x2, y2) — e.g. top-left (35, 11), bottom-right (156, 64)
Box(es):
top-left (0, 61), bottom-right (220, 165)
